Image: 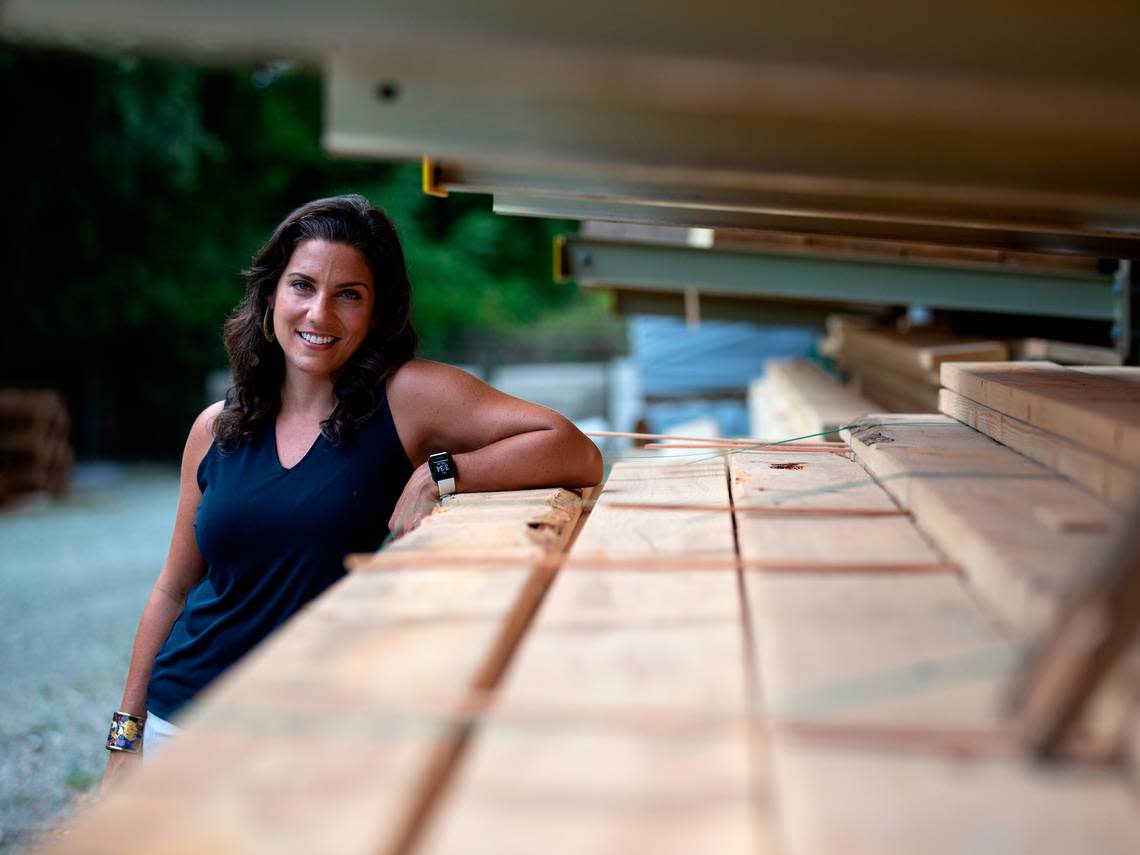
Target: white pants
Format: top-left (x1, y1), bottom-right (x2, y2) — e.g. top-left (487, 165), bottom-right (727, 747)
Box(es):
top-left (143, 711), bottom-right (183, 764)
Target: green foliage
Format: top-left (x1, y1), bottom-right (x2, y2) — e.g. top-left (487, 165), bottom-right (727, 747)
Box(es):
top-left (1, 46), bottom-right (623, 459)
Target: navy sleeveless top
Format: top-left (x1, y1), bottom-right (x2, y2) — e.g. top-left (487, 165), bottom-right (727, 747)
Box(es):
top-left (146, 393), bottom-right (413, 720)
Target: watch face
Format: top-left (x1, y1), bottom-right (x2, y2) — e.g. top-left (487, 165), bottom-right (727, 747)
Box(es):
top-left (429, 453), bottom-right (455, 480)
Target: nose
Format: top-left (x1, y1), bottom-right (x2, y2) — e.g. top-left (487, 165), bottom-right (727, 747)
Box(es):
top-left (306, 291), bottom-right (335, 327)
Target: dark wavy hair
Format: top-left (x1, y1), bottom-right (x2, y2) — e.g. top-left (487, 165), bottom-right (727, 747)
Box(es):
top-left (214, 194), bottom-right (418, 451)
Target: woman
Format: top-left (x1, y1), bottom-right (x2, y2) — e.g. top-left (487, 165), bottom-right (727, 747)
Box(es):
top-left (101, 195), bottom-right (603, 791)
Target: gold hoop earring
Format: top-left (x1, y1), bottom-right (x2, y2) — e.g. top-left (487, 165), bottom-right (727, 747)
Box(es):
top-left (262, 307), bottom-right (276, 343)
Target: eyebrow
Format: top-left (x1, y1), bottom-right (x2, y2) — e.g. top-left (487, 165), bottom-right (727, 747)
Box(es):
top-left (286, 271), bottom-right (372, 290)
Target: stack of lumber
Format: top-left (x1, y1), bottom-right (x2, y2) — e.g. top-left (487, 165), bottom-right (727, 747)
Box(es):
top-left (421, 456), bottom-right (757, 854)
top-left (0, 388), bottom-right (72, 505)
top-left (1014, 338), bottom-right (1123, 367)
top-left (43, 486), bottom-right (588, 853)
top-left (828, 322), bottom-right (1008, 413)
top-left (938, 362), bottom-right (1140, 511)
top-left (748, 359), bottom-right (876, 442)
top-left (842, 410), bottom-right (1139, 764)
top-left (728, 449), bottom-right (1138, 853)
top-left (843, 413), bottom-right (1125, 637)
top-left (40, 446), bottom-right (1140, 853)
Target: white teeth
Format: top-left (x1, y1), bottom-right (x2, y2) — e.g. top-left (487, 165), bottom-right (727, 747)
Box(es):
top-left (299, 332), bottom-right (335, 345)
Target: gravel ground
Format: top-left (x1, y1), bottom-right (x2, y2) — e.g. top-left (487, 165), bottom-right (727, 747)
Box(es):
top-left (0, 464), bottom-right (180, 853)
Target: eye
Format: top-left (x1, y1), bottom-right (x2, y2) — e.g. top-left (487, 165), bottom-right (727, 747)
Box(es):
top-left (290, 280), bottom-right (313, 292)
top-left (338, 289), bottom-right (363, 301)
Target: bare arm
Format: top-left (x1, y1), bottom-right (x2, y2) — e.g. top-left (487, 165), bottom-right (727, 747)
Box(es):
top-left (386, 360), bottom-right (603, 536)
top-left (101, 401), bottom-right (220, 791)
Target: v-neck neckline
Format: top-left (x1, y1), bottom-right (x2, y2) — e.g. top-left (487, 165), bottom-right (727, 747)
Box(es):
top-left (272, 421), bottom-right (325, 472)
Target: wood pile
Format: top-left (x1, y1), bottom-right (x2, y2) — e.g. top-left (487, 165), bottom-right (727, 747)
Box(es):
top-left (844, 413), bottom-right (1124, 637)
top-left (1014, 338), bottom-right (1123, 367)
top-left (825, 318), bottom-right (1008, 413)
top-left (939, 362), bottom-right (1140, 511)
top-left (749, 359), bottom-right (876, 442)
top-left (0, 388), bottom-right (72, 506)
top-left (846, 361), bottom-right (1140, 767)
top-left (39, 438), bottom-right (1140, 853)
top-left (43, 486), bottom-right (588, 853)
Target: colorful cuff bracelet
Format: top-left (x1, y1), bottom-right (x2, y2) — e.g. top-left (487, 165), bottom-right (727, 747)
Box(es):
top-left (105, 710), bottom-right (146, 753)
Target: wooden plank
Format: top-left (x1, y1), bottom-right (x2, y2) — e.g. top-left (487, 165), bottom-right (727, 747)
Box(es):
top-left (745, 574), bottom-right (1011, 730)
top-left (843, 415), bottom-right (1120, 635)
top-left (861, 381), bottom-right (937, 414)
top-left (941, 361), bottom-right (1140, 468)
top-left (730, 449), bottom-right (896, 512)
top-left (421, 457), bottom-right (766, 854)
top-left (419, 718), bottom-right (759, 855)
top-left (764, 359), bottom-right (876, 438)
top-left (353, 487), bottom-right (586, 565)
top-left (748, 375), bottom-right (816, 442)
top-left (849, 366), bottom-right (941, 413)
top-left (570, 458), bottom-right (735, 560)
top-left (729, 448), bottom-right (1140, 855)
top-left (839, 326), bottom-right (1007, 385)
top-left (731, 450), bottom-right (1011, 730)
top-left (939, 388), bottom-right (1140, 510)
top-left (1011, 500), bottom-right (1140, 758)
top-left (1074, 366), bottom-right (1140, 383)
top-left (772, 742), bottom-right (1140, 855)
top-left (1016, 338), bottom-right (1123, 366)
top-left (40, 488), bottom-right (583, 855)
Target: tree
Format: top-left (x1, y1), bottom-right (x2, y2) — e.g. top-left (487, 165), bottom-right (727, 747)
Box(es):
top-left (1, 46), bottom-right (620, 458)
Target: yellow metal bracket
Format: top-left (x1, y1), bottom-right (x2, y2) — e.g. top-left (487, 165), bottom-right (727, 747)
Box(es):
top-left (552, 235), bottom-right (568, 283)
top-left (421, 156), bottom-right (448, 197)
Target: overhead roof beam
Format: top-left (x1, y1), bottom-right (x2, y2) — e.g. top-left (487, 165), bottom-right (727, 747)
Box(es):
top-left (326, 55), bottom-right (1140, 236)
top-left (492, 193), bottom-right (1140, 258)
top-left (7, 2), bottom-right (1140, 93)
top-left (9, 2), bottom-right (1140, 247)
top-left (608, 290), bottom-right (842, 328)
top-left (10, 2), bottom-right (1140, 255)
top-left (558, 236), bottom-right (1117, 321)
top-left (8, 1), bottom-right (1140, 88)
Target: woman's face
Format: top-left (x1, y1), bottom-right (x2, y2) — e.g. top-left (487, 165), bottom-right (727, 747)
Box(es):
top-left (268, 239), bottom-right (377, 380)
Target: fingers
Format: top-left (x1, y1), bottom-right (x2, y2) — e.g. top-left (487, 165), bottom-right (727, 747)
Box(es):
top-left (390, 497), bottom-right (435, 540)
top-left (100, 751), bottom-right (141, 798)
top-left (388, 464), bottom-right (437, 540)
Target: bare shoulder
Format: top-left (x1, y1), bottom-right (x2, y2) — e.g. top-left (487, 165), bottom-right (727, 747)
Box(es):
top-left (386, 358), bottom-right (492, 419)
top-left (386, 359), bottom-right (515, 463)
top-left (184, 400), bottom-right (225, 466)
top-left (387, 358), bottom-right (484, 402)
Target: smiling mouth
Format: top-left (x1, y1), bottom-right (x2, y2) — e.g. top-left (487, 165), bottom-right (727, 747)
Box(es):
top-left (298, 331), bottom-right (338, 345)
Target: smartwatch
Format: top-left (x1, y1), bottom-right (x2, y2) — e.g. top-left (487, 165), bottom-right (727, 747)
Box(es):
top-left (427, 451), bottom-right (457, 499)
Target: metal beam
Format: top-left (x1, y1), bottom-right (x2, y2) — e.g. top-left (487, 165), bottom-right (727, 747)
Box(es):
top-left (7, 2), bottom-right (1140, 94)
top-left (609, 290), bottom-right (837, 328)
top-left (492, 193), bottom-right (1140, 258)
top-left (559, 237), bottom-right (1117, 321)
top-left (326, 57), bottom-right (1140, 238)
top-left (11, 3), bottom-right (1140, 242)
top-left (8, 1), bottom-right (1140, 89)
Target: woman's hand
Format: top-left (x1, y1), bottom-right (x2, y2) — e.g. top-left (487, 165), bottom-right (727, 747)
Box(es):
top-left (387, 463), bottom-right (441, 539)
top-left (100, 749), bottom-right (141, 798)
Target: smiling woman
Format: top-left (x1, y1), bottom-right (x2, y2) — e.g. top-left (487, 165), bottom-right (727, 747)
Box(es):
top-left (100, 195), bottom-right (603, 793)
top-left (215, 195), bottom-right (418, 455)
top-left (270, 241), bottom-right (376, 381)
